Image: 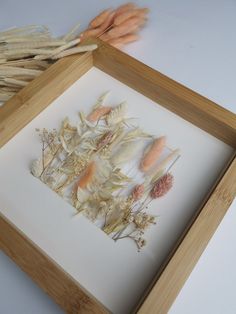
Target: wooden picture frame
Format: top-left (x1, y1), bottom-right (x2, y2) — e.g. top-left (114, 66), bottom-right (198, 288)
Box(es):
top-left (0, 38), bottom-right (235, 314)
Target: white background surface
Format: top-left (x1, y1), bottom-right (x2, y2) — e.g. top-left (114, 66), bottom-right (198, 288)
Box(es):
top-left (0, 0), bottom-right (235, 314)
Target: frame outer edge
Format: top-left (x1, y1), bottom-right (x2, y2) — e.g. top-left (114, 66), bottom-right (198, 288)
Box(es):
top-left (136, 157), bottom-right (236, 314)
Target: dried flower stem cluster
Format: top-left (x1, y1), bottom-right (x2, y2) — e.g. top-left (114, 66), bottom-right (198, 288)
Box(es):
top-left (0, 24), bottom-right (97, 103)
top-left (0, 3), bottom-right (148, 105)
top-left (31, 92), bottom-right (180, 251)
top-left (81, 3), bottom-right (149, 49)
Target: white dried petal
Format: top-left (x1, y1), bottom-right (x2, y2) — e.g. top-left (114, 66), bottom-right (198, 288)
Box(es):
top-left (106, 102), bottom-right (127, 125)
top-left (92, 91), bottom-right (110, 110)
top-left (31, 159), bottom-right (43, 177)
top-left (59, 135), bottom-right (71, 153)
top-left (77, 187), bottom-right (89, 203)
top-left (111, 141), bottom-right (140, 166)
top-left (122, 127), bottom-right (152, 143)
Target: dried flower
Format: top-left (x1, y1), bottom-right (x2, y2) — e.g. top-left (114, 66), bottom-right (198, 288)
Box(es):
top-left (150, 173), bottom-right (174, 199)
top-left (140, 136), bottom-right (166, 172)
top-left (31, 159), bottom-right (43, 177)
top-left (136, 237), bottom-right (147, 251)
top-left (106, 102), bottom-right (127, 125)
top-left (111, 141), bottom-right (140, 166)
top-left (131, 184), bottom-right (145, 202)
top-left (31, 92), bottom-right (180, 251)
top-left (134, 212), bottom-right (156, 230)
top-left (96, 131), bottom-right (114, 150)
top-left (80, 3), bottom-right (149, 49)
top-left (74, 161), bottom-right (96, 192)
top-left (153, 149), bottom-right (180, 174)
top-left (87, 106), bottom-right (111, 123)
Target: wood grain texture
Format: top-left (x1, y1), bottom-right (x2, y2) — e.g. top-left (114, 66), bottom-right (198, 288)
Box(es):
top-left (0, 39), bottom-right (236, 314)
top-left (137, 156), bottom-right (236, 314)
top-left (92, 39), bottom-right (236, 148)
top-left (0, 51), bottom-right (93, 148)
top-left (0, 214), bottom-right (108, 314)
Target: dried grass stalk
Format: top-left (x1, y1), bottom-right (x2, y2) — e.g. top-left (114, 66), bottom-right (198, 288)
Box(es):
top-left (140, 136), bottom-right (166, 172)
top-left (51, 44), bottom-right (97, 59)
top-left (4, 78), bottom-right (28, 87)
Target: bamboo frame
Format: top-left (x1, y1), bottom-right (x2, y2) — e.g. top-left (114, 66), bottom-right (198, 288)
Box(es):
top-left (0, 39), bottom-right (235, 314)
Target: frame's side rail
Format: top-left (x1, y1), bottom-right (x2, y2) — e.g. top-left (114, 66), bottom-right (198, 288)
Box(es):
top-left (0, 52), bottom-right (93, 148)
top-left (0, 215), bottom-right (108, 314)
top-left (92, 40), bottom-right (236, 148)
top-left (137, 157), bottom-right (236, 314)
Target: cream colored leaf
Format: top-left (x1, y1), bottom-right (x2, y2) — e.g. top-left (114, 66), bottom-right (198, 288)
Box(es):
top-left (76, 187), bottom-right (89, 203)
top-left (92, 91), bottom-right (110, 110)
top-left (31, 159), bottom-right (43, 177)
top-left (106, 102), bottom-right (127, 125)
top-left (111, 141), bottom-right (140, 166)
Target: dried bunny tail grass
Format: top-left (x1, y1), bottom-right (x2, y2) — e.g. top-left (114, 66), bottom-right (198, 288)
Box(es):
top-left (4, 40), bottom-right (66, 50)
top-left (0, 25), bottom-right (40, 36)
top-left (115, 3), bottom-right (137, 16)
top-left (74, 161), bottom-right (96, 191)
top-left (0, 93), bottom-right (14, 101)
top-left (2, 48), bottom-right (55, 57)
top-left (34, 38), bottom-right (81, 60)
top-left (114, 8), bottom-right (149, 25)
top-left (0, 59), bottom-right (50, 69)
top-left (2, 35), bottom-right (51, 43)
top-left (89, 9), bottom-right (113, 28)
top-left (80, 28), bottom-right (103, 40)
top-left (87, 106), bottom-right (111, 122)
top-left (0, 26), bottom-right (51, 42)
top-left (63, 22), bottom-right (81, 41)
top-left (131, 184), bottom-right (145, 202)
top-left (108, 33), bottom-right (140, 46)
top-left (150, 173), bottom-right (174, 198)
top-left (51, 44), bottom-right (97, 59)
top-left (107, 18), bottom-right (143, 38)
top-left (140, 136), bottom-right (166, 172)
top-left (153, 149), bottom-right (180, 174)
top-left (0, 66), bottom-right (42, 77)
top-left (106, 101), bottom-right (127, 125)
top-left (3, 78), bottom-right (28, 87)
top-left (95, 11), bottom-right (116, 32)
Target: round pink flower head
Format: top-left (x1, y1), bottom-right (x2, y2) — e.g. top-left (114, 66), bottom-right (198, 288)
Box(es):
top-left (131, 184), bottom-right (145, 202)
top-left (150, 173), bottom-right (174, 199)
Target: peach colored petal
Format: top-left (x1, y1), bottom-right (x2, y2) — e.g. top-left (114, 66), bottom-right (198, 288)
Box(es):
top-left (140, 136), bottom-right (166, 172)
top-left (87, 106), bottom-right (111, 122)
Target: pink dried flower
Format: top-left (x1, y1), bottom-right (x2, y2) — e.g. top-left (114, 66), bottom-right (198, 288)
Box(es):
top-left (150, 173), bottom-right (173, 199)
top-left (97, 131), bottom-right (113, 150)
top-left (131, 184), bottom-right (145, 201)
top-left (87, 106), bottom-right (111, 123)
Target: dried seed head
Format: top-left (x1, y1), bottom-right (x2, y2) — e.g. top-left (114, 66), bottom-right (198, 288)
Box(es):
top-left (134, 212), bottom-right (156, 230)
top-left (131, 184), bottom-right (144, 202)
top-left (150, 173), bottom-right (174, 199)
top-left (97, 131), bottom-right (114, 150)
top-left (136, 237), bottom-right (146, 251)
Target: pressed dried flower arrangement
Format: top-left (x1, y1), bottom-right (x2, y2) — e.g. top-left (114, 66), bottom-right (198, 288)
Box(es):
top-left (31, 92), bottom-right (180, 250)
top-left (0, 39), bottom-right (235, 314)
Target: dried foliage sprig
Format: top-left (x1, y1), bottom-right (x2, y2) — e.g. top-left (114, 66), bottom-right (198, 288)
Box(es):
top-left (31, 92), bottom-right (180, 251)
top-left (0, 3), bottom-right (149, 106)
top-left (81, 3), bottom-right (149, 49)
